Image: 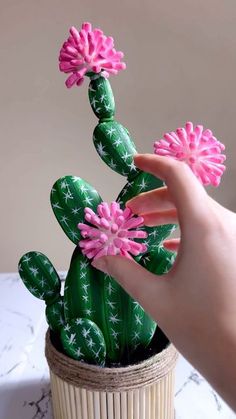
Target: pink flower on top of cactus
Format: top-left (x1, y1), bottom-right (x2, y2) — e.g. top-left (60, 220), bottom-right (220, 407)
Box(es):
top-left (78, 202), bottom-right (148, 260)
top-left (59, 22), bottom-right (126, 88)
top-left (154, 122), bottom-right (226, 186)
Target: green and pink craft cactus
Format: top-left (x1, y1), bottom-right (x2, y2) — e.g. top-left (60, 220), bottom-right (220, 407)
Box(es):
top-left (18, 22), bottom-right (226, 367)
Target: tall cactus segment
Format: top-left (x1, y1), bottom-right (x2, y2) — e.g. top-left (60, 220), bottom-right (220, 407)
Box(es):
top-left (99, 272), bottom-right (157, 363)
top-left (63, 248), bottom-right (97, 322)
top-left (64, 247), bottom-right (157, 363)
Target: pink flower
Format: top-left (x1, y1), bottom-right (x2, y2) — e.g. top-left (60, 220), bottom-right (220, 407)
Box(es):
top-left (154, 122), bottom-right (226, 186)
top-left (78, 202), bottom-right (148, 260)
top-left (59, 22), bottom-right (126, 88)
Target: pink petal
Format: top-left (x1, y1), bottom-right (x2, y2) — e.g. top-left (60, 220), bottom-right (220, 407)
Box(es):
top-left (65, 73), bottom-right (79, 88)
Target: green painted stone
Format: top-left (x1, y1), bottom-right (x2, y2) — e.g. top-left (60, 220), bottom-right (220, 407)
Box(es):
top-left (141, 246), bottom-right (177, 275)
top-left (95, 271), bottom-right (157, 364)
top-left (46, 297), bottom-right (65, 332)
top-left (61, 318), bottom-right (106, 365)
top-left (64, 247), bottom-right (156, 364)
top-left (18, 251), bottom-right (61, 303)
top-left (93, 120), bottom-right (138, 178)
top-left (116, 171), bottom-right (177, 254)
top-left (88, 76), bottom-right (115, 120)
top-left (50, 175), bottom-right (102, 244)
top-left (64, 248), bottom-right (98, 323)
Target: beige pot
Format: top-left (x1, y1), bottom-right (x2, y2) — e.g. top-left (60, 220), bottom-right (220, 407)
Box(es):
top-left (45, 330), bottom-right (178, 419)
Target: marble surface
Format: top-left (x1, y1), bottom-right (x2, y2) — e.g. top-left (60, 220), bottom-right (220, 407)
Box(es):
top-left (0, 272), bottom-right (235, 419)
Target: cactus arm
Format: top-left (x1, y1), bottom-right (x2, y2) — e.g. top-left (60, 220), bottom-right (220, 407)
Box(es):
top-left (18, 251), bottom-right (61, 302)
top-left (140, 246), bottom-right (177, 275)
top-left (50, 175), bottom-right (102, 244)
top-left (61, 318), bottom-right (106, 366)
top-left (18, 251), bottom-right (65, 332)
top-left (116, 171), bottom-right (177, 253)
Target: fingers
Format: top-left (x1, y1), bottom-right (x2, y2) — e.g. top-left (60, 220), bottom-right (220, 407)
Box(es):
top-left (127, 187), bottom-right (175, 214)
top-left (91, 256), bottom-right (168, 319)
top-left (163, 238), bottom-right (180, 252)
top-left (133, 154), bottom-right (209, 225)
top-left (142, 209), bottom-right (178, 226)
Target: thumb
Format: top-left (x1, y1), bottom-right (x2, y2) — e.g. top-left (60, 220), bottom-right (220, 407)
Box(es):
top-left (92, 255), bottom-right (169, 320)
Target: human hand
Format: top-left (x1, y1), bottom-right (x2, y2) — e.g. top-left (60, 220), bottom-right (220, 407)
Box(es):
top-left (92, 153), bottom-right (236, 410)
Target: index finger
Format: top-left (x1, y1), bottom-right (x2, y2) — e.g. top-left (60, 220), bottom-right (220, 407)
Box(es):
top-left (131, 154), bottom-right (209, 224)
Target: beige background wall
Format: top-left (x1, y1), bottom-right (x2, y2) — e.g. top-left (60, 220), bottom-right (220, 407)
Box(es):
top-left (1, 0), bottom-right (236, 272)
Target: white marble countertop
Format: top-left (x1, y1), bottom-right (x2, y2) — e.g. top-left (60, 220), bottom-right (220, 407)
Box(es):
top-left (0, 272), bottom-right (235, 419)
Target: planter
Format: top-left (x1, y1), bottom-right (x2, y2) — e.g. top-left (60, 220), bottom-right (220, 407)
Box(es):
top-left (45, 330), bottom-right (178, 419)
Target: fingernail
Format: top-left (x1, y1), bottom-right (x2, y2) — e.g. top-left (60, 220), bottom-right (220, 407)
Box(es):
top-left (91, 257), bottom-right (108, 274)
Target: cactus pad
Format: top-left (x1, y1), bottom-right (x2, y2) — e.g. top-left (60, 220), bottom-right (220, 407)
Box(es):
top-left (88, 76), bottom-right (115, 120)
top-left (93, 120), bottom-right (138, 177)
top-left (50, 175), bottom-right (102, 244)
top-left (61, 318), bottom-right (106, 365)
top-left (18, 251), bottom-right (61, 303)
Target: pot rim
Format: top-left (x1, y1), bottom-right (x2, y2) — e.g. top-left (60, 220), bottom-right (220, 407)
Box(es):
top-left (45, 329), bottom-right (178, 392)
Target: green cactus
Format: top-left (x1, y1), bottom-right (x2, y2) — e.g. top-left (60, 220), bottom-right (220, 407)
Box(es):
top-left (117, 171), bottom-right (177, 254)
top-left (61, 318), bottom-right (106, 365)
top-left (93, 120), bottom-right (138, 178)
top-left (18, 67), bottom-right (176, 367)
top-left (18, 251), bottom-right (65, 332)
top-left (46, 297), bottom-right (65, 332)
top-left (63, 247), bottom-right (156, 363)
top-left (140, 246), bottom-right (177, 275)
top-left (18, 251), bottom-right (61, 302)
top-left (51, 175), bottom-right (102, 244)
top-left (88, 77), bottom-right (115, 120)
top-left (89, 75), bottom-right (138, 179)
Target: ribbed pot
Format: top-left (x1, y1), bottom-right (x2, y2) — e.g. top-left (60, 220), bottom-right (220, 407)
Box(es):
top-left (45, 330), bottom-right (178, 419)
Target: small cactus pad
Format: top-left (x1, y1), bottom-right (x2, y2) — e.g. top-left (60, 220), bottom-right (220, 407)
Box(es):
top-left (50, 175), bottom-right (102, 244)
top-left (46, 297), bottom-right (65, 332)
top-left (93, 121), bottom-right (138, 177)
top-left (61, 318), bottom-right (106, 365)
top-left (141, 246), bottom-right (177, 275)
top-left (18, 251), bottom-right (61, 303)
top-left (88, 76), bottom-right (115, 120)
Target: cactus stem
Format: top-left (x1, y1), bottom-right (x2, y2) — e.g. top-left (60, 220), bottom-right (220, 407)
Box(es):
top-left (99, 117), bottom-right (114, 123)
